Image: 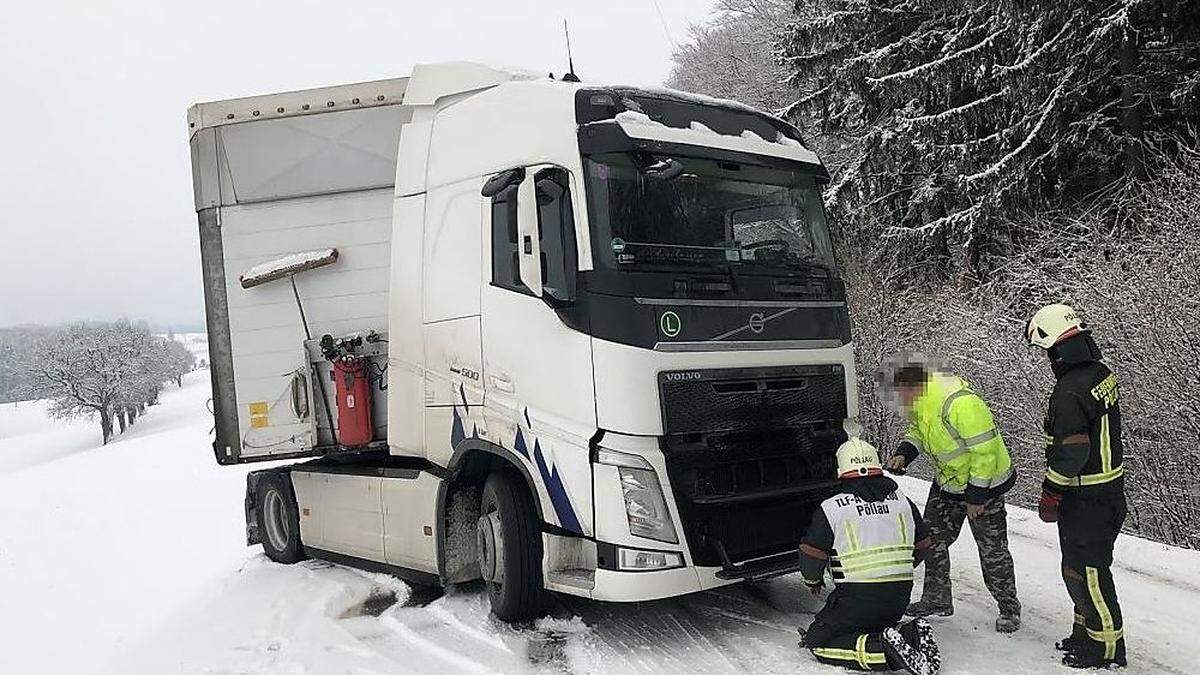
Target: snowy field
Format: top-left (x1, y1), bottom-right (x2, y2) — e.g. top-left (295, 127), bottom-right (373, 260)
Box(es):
top-left (0, 372), bottom-right (1196, 674)
top-left (171, 331), bottom-right (209, 363)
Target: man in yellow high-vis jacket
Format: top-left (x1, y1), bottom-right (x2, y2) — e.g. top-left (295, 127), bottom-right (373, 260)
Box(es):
top-left (885, 363), bottom-right (1021, 633)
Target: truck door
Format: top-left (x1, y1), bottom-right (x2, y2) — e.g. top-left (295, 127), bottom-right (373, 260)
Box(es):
top-left (479, 166), bottom-right (596, 535)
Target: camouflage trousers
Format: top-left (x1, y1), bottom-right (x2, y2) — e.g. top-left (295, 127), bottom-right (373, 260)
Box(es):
top-left (918, 483), bottom-right (1021, 616)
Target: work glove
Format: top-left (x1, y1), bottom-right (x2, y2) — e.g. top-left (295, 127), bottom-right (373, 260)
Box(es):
top-left (886, 454), bottom-right (908, 475)
top-left (1038, 490), bottom-right (1063, 523)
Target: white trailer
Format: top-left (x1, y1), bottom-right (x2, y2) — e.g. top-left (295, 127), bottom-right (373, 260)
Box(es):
top-left (188, 62), bottom-right (859, 621)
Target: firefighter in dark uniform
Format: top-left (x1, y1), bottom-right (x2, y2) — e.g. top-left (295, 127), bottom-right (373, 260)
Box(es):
top-left (798, 438), bottom-right (940, 675)
top-left (1027, 303), bottom-right (1127, 669)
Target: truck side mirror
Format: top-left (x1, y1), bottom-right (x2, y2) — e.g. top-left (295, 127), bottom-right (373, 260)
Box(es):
top-left (481, 167), bottom-right (525, 197)
top-left (533, 169), bottom-right (578, 306)
top-left (515, 178), bottom-right (544, 296)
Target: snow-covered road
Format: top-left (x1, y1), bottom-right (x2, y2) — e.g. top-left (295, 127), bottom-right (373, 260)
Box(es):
top-left (1, 373), bottom-right (1195, 674)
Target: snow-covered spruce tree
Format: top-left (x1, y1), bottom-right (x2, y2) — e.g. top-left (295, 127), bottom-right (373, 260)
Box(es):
top-left (777, 0), bottom-right (1200, 279)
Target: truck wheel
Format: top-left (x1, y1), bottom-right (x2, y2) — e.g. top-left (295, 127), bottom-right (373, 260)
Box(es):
top-left (477, 470), bottom-right (543, 622)
top-left (258, 472), bottom-right (306, 564)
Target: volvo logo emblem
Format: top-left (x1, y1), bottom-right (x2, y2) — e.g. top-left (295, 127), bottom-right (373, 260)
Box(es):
top-left (748, 312), bottom-right (766, 334)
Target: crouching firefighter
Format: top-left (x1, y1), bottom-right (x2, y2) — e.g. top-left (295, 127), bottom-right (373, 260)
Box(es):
top-left (1027, 304), bottom-right (1127, 669)
top-left (798, 438), bottom-right (940, 675)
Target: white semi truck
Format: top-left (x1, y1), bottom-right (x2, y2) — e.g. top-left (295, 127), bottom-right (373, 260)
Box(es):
top-left (187, 62), bottom-right (858, 621)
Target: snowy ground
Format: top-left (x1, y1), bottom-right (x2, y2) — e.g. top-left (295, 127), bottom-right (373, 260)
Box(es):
top-left (1, 372), bottom-right (1196, 674)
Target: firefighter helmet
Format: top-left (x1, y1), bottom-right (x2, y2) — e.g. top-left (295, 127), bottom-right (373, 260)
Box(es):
top-left (1026, 303), bottom-right (1086, 349)
top-left (837, 437), bottom-right (883, 479)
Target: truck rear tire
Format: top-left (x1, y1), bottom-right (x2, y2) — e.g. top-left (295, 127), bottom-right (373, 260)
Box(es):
top-left (257, 472), bottom-right (306, 564)
top-left (477, 470), bottom-right (543, 622)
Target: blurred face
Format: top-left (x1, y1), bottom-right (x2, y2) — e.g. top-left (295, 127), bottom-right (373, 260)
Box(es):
top-left (899, 383), bottom-right (923, 408)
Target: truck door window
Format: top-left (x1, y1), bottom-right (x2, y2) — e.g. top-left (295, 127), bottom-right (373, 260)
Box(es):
top-left (489, 181), bottom-right (530, 294)
top-left (533, 168), bottom-right (577, 304)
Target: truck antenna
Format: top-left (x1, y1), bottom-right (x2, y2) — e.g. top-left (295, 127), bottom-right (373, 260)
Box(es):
top-left (562, 19), bottom-right (580, 82)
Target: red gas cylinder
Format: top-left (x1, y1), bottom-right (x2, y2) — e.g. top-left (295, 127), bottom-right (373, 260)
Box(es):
top-left (332, 357), bottom-right (373, 447)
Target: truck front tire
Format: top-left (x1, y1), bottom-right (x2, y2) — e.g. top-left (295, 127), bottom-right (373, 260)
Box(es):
top-left (257, 472), bottom-right (306, 564)
top-left (478, 470), bottom-right (543, 622)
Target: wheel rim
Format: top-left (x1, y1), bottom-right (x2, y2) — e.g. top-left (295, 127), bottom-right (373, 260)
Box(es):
top-left (264, 488), bottom-right (290, 551)
top-left (476, 508), bottom-right (505, 587)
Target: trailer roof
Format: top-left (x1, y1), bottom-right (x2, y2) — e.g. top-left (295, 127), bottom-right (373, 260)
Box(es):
top-left (187, 77), bottom-right (409, 138)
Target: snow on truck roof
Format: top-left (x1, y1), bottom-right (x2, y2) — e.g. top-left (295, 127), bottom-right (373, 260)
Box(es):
top-left (613, 110), bottom-right (820, 166)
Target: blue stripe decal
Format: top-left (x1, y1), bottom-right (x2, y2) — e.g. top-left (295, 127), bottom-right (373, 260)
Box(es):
top-left (532, 437), bottom-right (583, 534)
top-left (451, 386), bottom-right (478, 447)
top-left (451, 407), bottom-right (466, 450)
top-left (513, 427), bottom-right (530, 459)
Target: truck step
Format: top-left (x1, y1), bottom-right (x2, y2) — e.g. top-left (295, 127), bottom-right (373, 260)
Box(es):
top-left (547, 568), bottom-right (595, 590)
top-left (714, 551), bottom-right (802, 582)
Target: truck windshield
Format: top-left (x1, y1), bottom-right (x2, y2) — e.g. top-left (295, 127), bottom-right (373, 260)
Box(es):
top-left (584, 153), bottom-right (835, 273)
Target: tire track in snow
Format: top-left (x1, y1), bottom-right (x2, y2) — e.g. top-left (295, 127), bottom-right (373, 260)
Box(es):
top-left (378, 613), bottom-right (498, 673)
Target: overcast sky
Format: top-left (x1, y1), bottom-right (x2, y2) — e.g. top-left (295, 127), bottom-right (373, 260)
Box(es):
top-left (0, 0), bottom-right (715, 329)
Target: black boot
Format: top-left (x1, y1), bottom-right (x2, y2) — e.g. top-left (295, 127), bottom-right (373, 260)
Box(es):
top-left (883, 620), bottom-right (939, 675)
top-left (1057, 635), bottom-right (1086, 652)
top-left (905, 599), bottom-right (953, 618)
top-left (909, 619), bottom-right (941, 673)
top-left (1056, 623), bottom-right (1088, 652)
top-left (1062, 649), bottom-right (1127, 669)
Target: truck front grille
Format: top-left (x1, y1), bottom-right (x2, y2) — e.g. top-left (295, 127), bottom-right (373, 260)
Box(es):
top-left (658, 366), bottom-right (848, 567)
top-left (658, 364), bottom-right (846, 436)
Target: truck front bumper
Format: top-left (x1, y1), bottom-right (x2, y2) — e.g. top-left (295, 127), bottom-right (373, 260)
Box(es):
top-left (589, 564), bottom-right (740, 603)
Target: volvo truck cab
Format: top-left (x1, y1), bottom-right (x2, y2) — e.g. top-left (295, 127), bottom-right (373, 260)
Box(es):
top-left (188, 62), bottom-right (857, 621)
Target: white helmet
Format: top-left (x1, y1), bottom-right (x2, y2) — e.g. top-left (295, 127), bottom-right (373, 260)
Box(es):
top-left (836, 437), bottom-right (883, 479)
top-left (1026, 303), bottom-right (1086, 349)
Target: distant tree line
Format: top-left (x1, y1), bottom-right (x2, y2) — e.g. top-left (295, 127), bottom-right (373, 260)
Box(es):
top-left (670, 1), bottom-right (1200, 548)
top-left (0, 321), bottom-right (195, 444)
top-left (0, 325), bottom-right (55, 403)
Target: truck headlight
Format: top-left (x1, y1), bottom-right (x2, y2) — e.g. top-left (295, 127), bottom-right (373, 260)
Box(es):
top-left (618, 467), bottom-right (677, 543)
top-left (595, 448), bottom-right (678, 544)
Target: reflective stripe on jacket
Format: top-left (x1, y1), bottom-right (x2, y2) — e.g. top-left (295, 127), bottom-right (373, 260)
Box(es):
top-left (821, 490), bottom-right (916, 584)
top-left (1043, 364), bottom-right (1125, 497)
top-left (905, 373), bottom-right (1014, 501)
